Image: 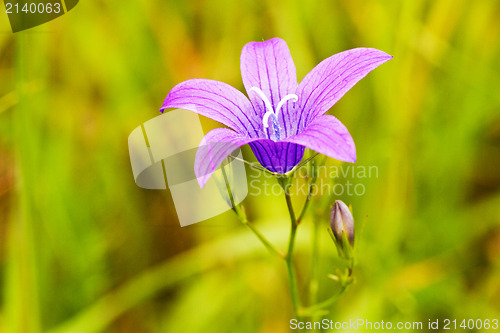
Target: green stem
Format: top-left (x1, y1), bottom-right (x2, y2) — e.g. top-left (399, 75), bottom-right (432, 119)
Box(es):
top-left (285, 226), bottom-right (301, 318)
top-left (279, 176), bottom-right (302, 319)
top-left (221, 162), bottom-right (284, 258)
top-left (284, 189), bottom-right (297, 260)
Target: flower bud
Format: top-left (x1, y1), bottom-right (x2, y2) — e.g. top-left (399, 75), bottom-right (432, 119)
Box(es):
top-left (330, 200), bottom-right (354, 247)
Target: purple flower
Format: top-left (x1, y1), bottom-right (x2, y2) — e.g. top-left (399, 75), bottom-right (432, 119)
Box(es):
top-left (160, 38), bottom-right (392, 187)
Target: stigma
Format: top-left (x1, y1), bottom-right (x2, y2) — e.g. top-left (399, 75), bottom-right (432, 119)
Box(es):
top-left (249, 87), bottom-right (298, 141)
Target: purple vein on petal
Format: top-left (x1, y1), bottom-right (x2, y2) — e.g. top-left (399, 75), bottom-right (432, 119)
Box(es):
top-left (161, 79), bottom-right (262, 138)
top-left (260, 45), bottom-right (274, 140)
top-left (297, 52), bottom-right (355, 127)
top-left (283, 115), bottom-right (356, 163)
top-left (195, 128), bottom-right (260, 187)
top-left (168, 86), bottom-right (260, 136)
top-left (296, 48), bottom-right (392, 132)
top-left (241, 38), bottom-right (298, 139)
top-left (304, 55), bottom-right (391, 126)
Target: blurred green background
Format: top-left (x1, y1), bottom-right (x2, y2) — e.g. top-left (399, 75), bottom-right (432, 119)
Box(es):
top-left (1, 0), bottom-right (500, 332)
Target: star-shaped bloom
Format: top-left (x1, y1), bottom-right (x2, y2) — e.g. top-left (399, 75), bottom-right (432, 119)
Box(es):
top-left (160, 38), bottom-right (392, 187)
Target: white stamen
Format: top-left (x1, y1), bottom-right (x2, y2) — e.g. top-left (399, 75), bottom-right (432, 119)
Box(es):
top-left (249, 87), bottom-right (274, 115)
top-left (275, 94), bottom-right (298, 118)
top-left (249, 87), bottom-right (298, 130)
top-left (262, 111), bottom-right (274, 128)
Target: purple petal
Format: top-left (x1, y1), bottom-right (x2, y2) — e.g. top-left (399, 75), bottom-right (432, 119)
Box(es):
top-left (195, 128), bottom-right (260, 188)
top-left (249, 141), bottom-right (305, 174)
top-left (240, 38), bottom-right (298, 138)
top-left (160, 79), bottom-right (261, 137)
top-left (296, 48), bottom-right (392, 132)
top-left (283, 115), bottom-right (356, 163)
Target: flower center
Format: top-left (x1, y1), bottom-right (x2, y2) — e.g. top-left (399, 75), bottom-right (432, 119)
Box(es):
top-left (249, 87), bottom-right (298, 141)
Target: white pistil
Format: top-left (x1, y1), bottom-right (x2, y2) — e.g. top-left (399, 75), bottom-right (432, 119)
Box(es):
top-left (250, 87), bottom-right (274, 123)
top-left (249, 87), bottom-right (298, 131)
top-left (274, 94), bottom-right (298, 126)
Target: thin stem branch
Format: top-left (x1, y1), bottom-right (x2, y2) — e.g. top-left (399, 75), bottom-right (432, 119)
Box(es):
top-left (221, 162), bottom-right (284, 258)
top-left (297, 152), bottom-right (319, 170)
top-left (303, 266), bottom-right (355, 316)
top-left (245, 222), bottom-right (284, 258)
top-left (302, 267), bottom-right (355, 316)
top-left (301, 285), bottom-right (348, 316)
top-left (296, 178), bottom-right (315, 225)
top-left (231, 151), bottom-right (319, 177)
top-left (288, 152), bottom-right (319, 177)
top-left (229, 155), bottom-right (272, 173)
